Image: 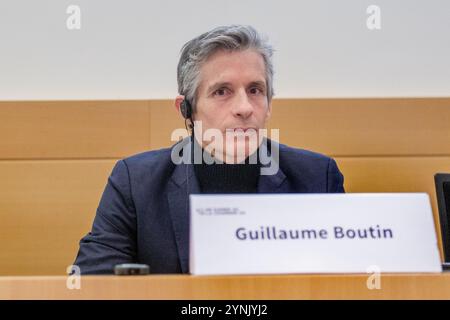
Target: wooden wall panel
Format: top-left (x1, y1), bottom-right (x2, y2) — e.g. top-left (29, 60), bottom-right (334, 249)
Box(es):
top-left (0, 101), bottom-right (151, 159)
top-left (148, 100), bottom-right (185, 150)
top-left (1, 98), bottom-right (449, 275)
top-left (268, 98), bottom-right (450, 156)
top-left (0, 160), bottom-right (117, 275)
top-left (337, 157), bottom-right (450, 194)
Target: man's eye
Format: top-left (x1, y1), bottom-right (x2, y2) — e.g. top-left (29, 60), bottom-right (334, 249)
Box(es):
top-left (249, 87), bottom-right (263, 94)
top-left (214, 88), bottom-right (228, 96)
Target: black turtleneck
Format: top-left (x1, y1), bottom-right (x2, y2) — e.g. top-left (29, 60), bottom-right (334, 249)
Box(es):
top-left (192, 137), bottom-right (261, 194)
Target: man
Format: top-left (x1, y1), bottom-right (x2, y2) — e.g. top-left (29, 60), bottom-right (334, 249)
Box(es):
top-left (74, 25), bottom-right (345, 274)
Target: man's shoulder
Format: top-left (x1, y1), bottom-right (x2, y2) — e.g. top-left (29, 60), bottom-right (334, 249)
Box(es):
top-left (115, 145), bottom-right (178, 179)
top-left (276, 142), bottom-right (344, 193)
top-left (278, 142), bottom-right (332, 165)
top-left (122, 146), bottom-right (173, 165)
top-left (277, 142), bottom-right (337, 178)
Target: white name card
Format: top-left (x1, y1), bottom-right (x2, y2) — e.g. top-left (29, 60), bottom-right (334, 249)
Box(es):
top-left (189, 193), bottom-right (442, 275)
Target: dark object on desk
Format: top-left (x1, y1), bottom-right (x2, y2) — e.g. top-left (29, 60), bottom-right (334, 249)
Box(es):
top-left (114, 264), bottom-right (150, 275)
top-left (435, 173), bottom-right (450, 271)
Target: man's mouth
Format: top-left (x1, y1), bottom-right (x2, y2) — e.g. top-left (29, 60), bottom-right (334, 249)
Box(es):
top-left (227, 127), bottom-right (257, 133)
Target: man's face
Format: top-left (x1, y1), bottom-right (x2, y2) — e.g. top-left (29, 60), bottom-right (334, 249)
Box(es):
top-left (193, 49), bottom-right (272, 163)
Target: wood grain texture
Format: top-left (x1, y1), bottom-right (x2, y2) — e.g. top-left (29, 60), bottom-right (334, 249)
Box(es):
top-left (0, 100), bottom-right (151, 159)
top-left (0, 160), bottom-right (117, 275)
top-left (1, 98), bottom-right (449, 157)
top-left (1, 274), bottom-right (449, 299)
top-left (267, 98), bottom-right (450, 156)
top-left (148, 99), bottom-right (186, 151)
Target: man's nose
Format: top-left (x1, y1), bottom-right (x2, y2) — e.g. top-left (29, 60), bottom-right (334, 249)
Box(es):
top-left (232, 90), bottom-right (253, 119)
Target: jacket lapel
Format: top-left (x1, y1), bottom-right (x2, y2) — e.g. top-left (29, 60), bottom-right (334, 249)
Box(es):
top-left (257, 139), bottom-right (288, 193)
top-left (167, 161), bottom-right (200, 274)
top-left (257, 168), bottom-right (287, 193)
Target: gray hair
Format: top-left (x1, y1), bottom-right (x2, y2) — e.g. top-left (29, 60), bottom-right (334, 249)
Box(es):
top-left (177, 25), bottom-right (275, 111)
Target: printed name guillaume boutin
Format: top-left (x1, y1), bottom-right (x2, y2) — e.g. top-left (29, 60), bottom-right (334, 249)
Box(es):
top-left (235, 225), bottom-right (394, 241)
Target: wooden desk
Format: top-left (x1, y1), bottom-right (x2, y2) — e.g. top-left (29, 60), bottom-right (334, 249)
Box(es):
top-left (1, 274), bottom-right (450, 300)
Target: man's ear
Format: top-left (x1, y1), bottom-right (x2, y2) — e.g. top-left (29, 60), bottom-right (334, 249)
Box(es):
top-left (175, 95), bottom-right (185, 113)
top-left (264, 99), bottom-right (272, 123)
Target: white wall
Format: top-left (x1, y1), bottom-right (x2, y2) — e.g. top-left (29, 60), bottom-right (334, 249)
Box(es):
top-left (0, 0), bottom-right (449, 100)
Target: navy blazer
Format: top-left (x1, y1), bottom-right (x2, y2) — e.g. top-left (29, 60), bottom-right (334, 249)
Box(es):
top-left (74, 139), bottom-right (345, 274)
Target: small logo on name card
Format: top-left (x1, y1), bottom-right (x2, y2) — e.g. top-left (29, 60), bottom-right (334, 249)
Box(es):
top-left (196, 207), bottom-right (245, 216)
